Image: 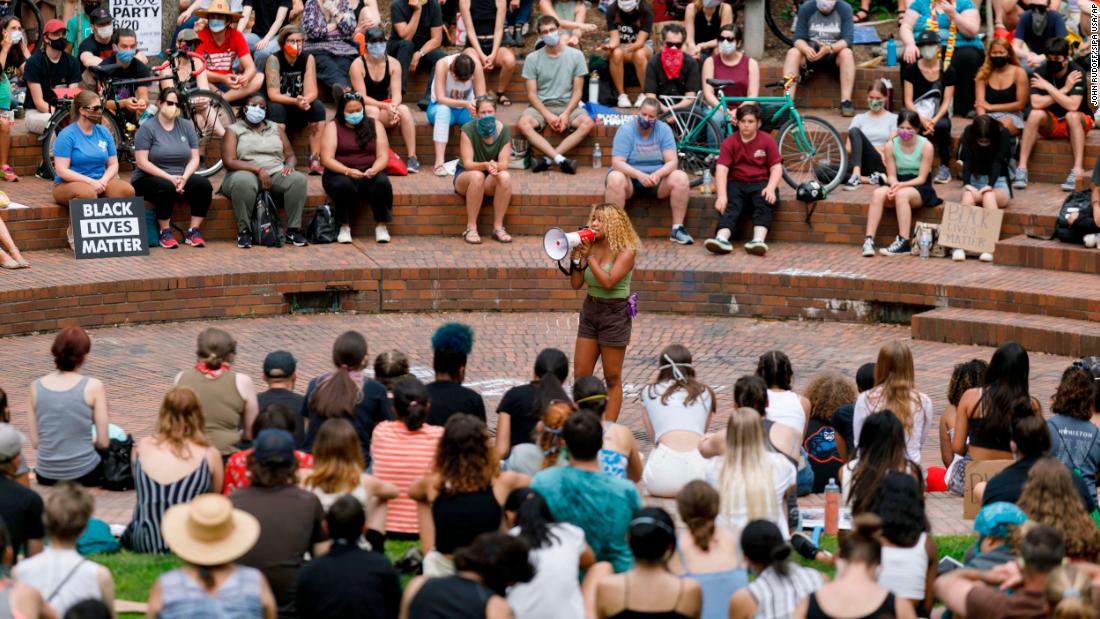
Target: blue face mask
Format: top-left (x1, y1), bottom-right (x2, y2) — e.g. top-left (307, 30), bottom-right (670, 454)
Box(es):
top-left (116, 48), bottom-right (135, 64)
top-left (542, 31), bottom-right (560, 47)
top-left (476, 115), bottom-right (497, 137)
top-left (208, 18), bottom-right (227, 32)
top-left (637, 116), bottom-right (656, 131)
top-left (244, 105), bottom-right (266, 124)
top-left (367, 42), bottom-right (386, 58)
top-left (345, 111), bottom-right (365, 125)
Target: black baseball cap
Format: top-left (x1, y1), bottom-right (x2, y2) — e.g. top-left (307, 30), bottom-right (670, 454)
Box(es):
top-left (263, 350), bottom-right (297, 378)
top-left (90, 8), bottom-right (112, 24)
top-left (252, 429), bottom-right (296, 466)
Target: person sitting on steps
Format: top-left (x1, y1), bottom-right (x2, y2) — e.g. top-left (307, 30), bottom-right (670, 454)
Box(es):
top-left (350, 26), bottom-right (421, 174)
top-left (783, 0), bottom-right (855, 116)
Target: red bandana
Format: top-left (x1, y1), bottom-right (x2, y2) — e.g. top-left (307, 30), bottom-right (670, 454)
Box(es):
top-left (661, 47), bottom-right (684, 80)
top-left (194, 361), bottom-right (231, 379)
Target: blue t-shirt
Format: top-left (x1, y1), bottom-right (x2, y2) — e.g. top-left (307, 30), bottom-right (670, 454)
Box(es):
top-left (53, 123), bottom-right (116, 184)
top-left (909, 0), bottom-right (983, 49)
top-left (531, 466), bottom-right (641, 573)
top-left (612, 119), bottom-right (676, 175)
top-left (1014, 10), bottom-right (1067, 56)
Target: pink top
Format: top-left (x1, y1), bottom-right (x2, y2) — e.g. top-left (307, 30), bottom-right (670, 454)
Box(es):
top-left (370, 421), bottom-right (444, 533)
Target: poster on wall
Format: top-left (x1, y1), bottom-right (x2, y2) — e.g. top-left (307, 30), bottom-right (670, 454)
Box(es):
top-left (109, 0), bottom-right (162, 55)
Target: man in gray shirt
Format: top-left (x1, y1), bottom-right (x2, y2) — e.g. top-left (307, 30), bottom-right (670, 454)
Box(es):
top-left (517, 15), bottom-right (594, 174)
top-left (782, 0), bottom-right (855, 116)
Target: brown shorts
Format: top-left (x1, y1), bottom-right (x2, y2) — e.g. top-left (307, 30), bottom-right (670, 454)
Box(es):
top-left (577, 295), bottom-right (632, 347)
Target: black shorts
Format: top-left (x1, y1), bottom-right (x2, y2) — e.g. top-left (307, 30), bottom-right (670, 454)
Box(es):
top-left (806, 51), bottom-right (839, 73)
top-left (577, 295), bottom-right (632, 347)
top-left (266, 99), bottom-right (327, 128)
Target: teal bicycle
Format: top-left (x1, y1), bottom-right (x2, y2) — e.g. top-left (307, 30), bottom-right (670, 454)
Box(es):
top-left (662, 73), bottom-right (848, 192)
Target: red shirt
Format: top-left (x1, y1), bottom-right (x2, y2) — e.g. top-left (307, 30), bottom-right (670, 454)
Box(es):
top-left (196, 28), bottom-right (251, 75)
top-left (716, 130), bottom-right (781, 183)
top-left (223, 448), bottom-right (314, 495)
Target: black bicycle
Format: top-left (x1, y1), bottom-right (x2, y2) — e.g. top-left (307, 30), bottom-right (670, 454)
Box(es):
top-left (38, 50), bottom-right (235, 179)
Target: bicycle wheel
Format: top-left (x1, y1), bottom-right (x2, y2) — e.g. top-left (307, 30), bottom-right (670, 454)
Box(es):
top-left (764, 0), bottom-right (798, 47)
top-left (663, 107), bottom-right (724, 182)
top-left (16, 0), bottom-right (43, 52)
top-left (776, 115), bottom-right (847, 192)
top-left (183, 88), bottom-right (236, 177)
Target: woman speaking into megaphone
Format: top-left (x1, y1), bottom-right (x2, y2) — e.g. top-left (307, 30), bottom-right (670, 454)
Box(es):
top-left (569, 203), bottom-right (641, 423)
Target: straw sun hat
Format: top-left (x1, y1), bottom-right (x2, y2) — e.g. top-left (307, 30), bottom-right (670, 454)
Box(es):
top-left (161, 494), bottom-right (260, 566)
top-left (195, 0), bottom-right (243, 21)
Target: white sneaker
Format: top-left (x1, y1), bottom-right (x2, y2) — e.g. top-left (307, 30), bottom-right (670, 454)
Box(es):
top-left (633, 93), bottom-right (647, 108)
top-left (979, 252), bottom-right (994, 262)
top-left (617, 93), bottom-right (631, 108)
top-left (1085, 233), bottom-right (1098, 248)
top-left (952, 248), bottom-right (966, 261)
top-left (375, 224), bottom-right (390, 243)
top-left (337, 225), bottom-right (352, 244)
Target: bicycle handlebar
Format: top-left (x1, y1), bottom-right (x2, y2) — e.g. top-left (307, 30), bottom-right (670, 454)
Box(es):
top-left (156, 49), bottom-right (207, 78)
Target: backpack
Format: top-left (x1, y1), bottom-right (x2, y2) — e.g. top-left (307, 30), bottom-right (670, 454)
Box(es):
top-left (100, 434), bottom-right (134, 491)
top-left (1053, 191), bottom-right (1096, 244)
top-left (252, 190), bottom-right (284, 247)
top-left (308, 203), bottom-right (338, 244)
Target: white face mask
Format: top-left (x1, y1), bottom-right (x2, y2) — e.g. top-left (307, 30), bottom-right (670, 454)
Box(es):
top-left (816, 0), bottom-right (836, 12)
top-left (718, 39), bottom-right (736, 55)
top-left (8, 30), bottom-right (21, 44)
top-left (96, 25), bottom-right (112, 39)
top-left (919, 45), bottom-right (939, 60)
top-left (618, 0), bottom-right (638, 11)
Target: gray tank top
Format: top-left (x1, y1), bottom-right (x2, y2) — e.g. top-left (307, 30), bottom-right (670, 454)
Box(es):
top-left (0, 582), bottom-right (12, 619)
top-left (34, 376), bottom-right (100, 480)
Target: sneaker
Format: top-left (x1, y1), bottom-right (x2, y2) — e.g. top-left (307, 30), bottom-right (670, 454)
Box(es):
top-left (558, 158), bottom-right (577, 175)
top-left (1012, 167), bottom-right (1028, 189)
top-left (184, 227), bottom-right (205, 247)
top-left (1085, 233), bottom-right (1098, 248)
top-left (868, 172), bottom-right (888, 186)
top-left (237, 230), bottom-right (252, 249)
top-left (375, 224), bottom-right (391, 243)
top-left (861, 237), bottom-right (875, 257)
top-left (309, 156), bottom-right (322, 175)
top-left (952, 248), bottom-right (966, 261)
top-left (744, 240), bottom-right (768, 256)
top-left (670, 226), bottom-right (694, 245)
top-left (287, 228), bottom-right (309, 247)
top-left (34, 164), bottom-right (51, 181)
top-left (934, 165), bottom-right (950, 184)
top-left (532, 156), bottom-right (552, 173)
top-left (617, 93), bottom-right (631, 108)
top-left (337, 225), bottom-right (352, 244)
top-left (844, 173), bottom-right (861, 191)
top-left (790, 533), bottom-right (822, 561)
top-left (979, 252), bottom-right (994, 263)
top-left (704, 237), bottom-right (733, 254)
top-left (1061, 169), bottom-right (1080, 192)
top-left (158, 228), bottom-right (179, 249)
top-left (633, 93), bottom-right (647, 108)
top-left (879, 236), bottom-right (911, 256)
top-left (417, 98), bottom-right (429, 112)
top-left (406, 156), bottom-right (421, 174)
top-left (840, 100), bottom-right (854, 117)
top-left (502, 27), bottom-right (517, 47)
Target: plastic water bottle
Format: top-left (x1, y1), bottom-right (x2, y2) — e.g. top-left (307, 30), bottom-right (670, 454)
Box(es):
top-left (701, 168), bottom-right (712, 195)
top-left (824, 478), bottom-right (840, 535)
top-left (886, 35), bottom-right (897, 67)
top-left (919, 228), bottom-right (931, 260)
top-left (882, 78), bottom-right (894, 112)
top-left (592, 142), bottom-right (602, 169)
top-left (589, 72), bottom-right (600, 103)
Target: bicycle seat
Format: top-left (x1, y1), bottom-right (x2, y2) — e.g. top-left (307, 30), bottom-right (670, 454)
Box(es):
top-left (90, 63), bottom-right (122, 79)
top-left (706, 79), bottom-right (736, 89)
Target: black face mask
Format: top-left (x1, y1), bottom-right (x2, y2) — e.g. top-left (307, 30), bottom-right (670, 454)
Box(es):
top-left (83, 2), bottom-right (99, 14)
top-left (0, 4), bottom-right (11, 17)
top-left (1048, 59), bottom-right (1065, 72)
top-left (990, 56), bottom-right (1010, 68)
top-left (49, 37), bottom-right (68, 51)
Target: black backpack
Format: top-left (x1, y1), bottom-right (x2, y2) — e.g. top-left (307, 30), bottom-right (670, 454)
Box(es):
top-left (101, 435), bottom-right (134, 491)
top-left (252, 190), bottom-right (284, 247)
top-left (308, 203), bottom-right (338, 244)
top-left (1053, 191), bottom-right (1093, 244)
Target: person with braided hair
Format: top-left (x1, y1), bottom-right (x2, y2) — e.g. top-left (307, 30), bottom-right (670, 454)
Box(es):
top-left (505, 401), bottom-right (575, 475)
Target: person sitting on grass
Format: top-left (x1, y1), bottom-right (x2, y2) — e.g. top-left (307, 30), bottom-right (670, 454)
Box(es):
top-left (0, 519), bottom-right (49, 619)
top-left (704, 103), bottom-right (782, 257)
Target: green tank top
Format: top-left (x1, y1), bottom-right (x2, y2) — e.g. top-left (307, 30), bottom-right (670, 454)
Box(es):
top-left (892, 135), bottom-right (926, 177)
top-left (584, 263), bottom-right (631, 299)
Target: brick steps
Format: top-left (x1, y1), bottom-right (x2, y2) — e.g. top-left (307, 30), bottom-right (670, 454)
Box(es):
top-left (994, 234), bottom-right (1100, 275)
top-left (911, 307), bottom-right (1100, 358)
top-left (1, 238), bottom-right (1096, 345)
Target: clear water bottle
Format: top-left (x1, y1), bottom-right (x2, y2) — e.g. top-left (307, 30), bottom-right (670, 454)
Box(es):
top-left (701, 168), bottom-right (712, 195)
top-left (589, 71), bottom-right (600, 103)
top-left (593, 142), bottom-right (602, 169)
top-left (919, 228), bottom-right (931, 260)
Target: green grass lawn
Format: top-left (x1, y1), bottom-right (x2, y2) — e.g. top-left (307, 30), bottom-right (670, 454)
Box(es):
top-left (99, 535), bottom-right (978, 616)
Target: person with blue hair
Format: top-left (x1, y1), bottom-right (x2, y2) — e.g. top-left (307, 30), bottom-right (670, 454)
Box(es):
top-left (426, 323), bottom-right (486, 426)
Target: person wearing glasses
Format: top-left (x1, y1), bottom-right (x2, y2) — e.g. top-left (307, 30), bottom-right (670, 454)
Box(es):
top-left (642, 23), bottom-right (700, 113)
top-left (700, 24), bottom-right (758, 112)
top-left (320, 91), bottom-right (393, 244)
top-left (52, 89), bottom-right (137, 250)
top-left (131, 88), bottom-right (213, 250)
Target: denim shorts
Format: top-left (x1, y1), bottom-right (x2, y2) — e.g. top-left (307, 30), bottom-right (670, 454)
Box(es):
top-left (971, 174), bottom-right (1010, 194)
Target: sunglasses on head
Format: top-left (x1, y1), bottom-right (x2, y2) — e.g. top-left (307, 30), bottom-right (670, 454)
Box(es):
top-left (342, 91), bottom-right (363, 102)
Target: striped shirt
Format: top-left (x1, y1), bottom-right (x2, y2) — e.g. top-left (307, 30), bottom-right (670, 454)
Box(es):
top-left (746, 563), bottom-right (824, 619)
top-left (371, 421), bottom-right (444, 534)
top-left (123, 455), bottom-right (211, 554)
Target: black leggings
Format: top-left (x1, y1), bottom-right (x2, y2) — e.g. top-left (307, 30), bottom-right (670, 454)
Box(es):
top-left (949, 46), bottom-right (983, 117)
top-left (321, 170), bottom-right (394, 225)
top-left (925, 116), bottom-right (953, 167)
top-left (132, 174), bottom-right (213, 222)
top-left (37, 459), bottom-right (104, 487)
top-left (848, 128), bottom-right (886, 176)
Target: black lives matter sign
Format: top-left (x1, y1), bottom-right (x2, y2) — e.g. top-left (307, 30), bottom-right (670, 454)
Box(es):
top-left (70, 198), bottom-right (150, 259)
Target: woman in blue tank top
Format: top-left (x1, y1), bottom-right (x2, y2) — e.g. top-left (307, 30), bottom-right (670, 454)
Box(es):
top-left (671, 481), bottom-right (747, 619)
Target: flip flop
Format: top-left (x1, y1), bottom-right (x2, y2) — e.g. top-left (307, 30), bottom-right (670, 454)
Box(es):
top-left (434, 165), bottom-right (449, 177)
top-left (497, 93), bottom-right (512, 107)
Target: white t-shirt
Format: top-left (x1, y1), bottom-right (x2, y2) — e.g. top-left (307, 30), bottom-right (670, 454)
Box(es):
top-left (14, 547), bottom-right (104, 617)
top-left (705, 451), bottom-right (797, 539)
top-left (507, 523), bottom-right (587, 619)
top-left (851, 388), bottom-right (933, 467)
top-left (849, 110), bottom-right (898, 148)
top-left (641, 380), bottom-right (712, 443)
top-left (765, 390), bottom-right (806, 435)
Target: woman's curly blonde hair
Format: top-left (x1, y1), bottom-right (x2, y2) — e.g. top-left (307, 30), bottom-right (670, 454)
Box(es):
top-left (1016, 457), bottom-right (1100, 562)
top-left (589, 203), bottom-right (641, 256)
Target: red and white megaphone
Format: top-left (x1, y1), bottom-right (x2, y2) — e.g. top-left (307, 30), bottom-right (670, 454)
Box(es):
top-left (543, 227), bottom-right (595, 261)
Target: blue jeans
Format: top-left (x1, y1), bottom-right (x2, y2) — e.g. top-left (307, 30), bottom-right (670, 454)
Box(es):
top-left (426, 102), bottom-right (472, 143)
top-left (507, 0), bottom-right (534, 27)
top-left (244, 32), bottom-right (281, 74)
top-left (796, 449), bottom-right (814, 497)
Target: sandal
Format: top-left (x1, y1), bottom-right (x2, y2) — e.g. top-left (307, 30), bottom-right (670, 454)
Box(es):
top-left (497, 92), bottom-right (512, 107)
top-left (0, 165), bottom-right (17, 182)
top-left (853, 8), bottom-right (869, 22)
top-left (0, 258), bottom-right (17, 270)
top-left (492, 228), bottom-right (513, 243)
top-left (434, 164), bottom-right (449, 177)
top-left (16, 257), bottom-right (29, 268)
top-left (463, 228), bottom-right (482, 244)
top-left (308, 155), bottom-right (322, 175)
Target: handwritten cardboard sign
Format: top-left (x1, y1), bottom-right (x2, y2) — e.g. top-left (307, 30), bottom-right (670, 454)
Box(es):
top-left (938, 201), bottom-right (1005, 255)
top-left (963, 459), bottom-right (1014, 520)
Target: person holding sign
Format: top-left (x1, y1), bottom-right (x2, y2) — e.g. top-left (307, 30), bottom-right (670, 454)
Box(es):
top-left (52, 89), bottom-right (137, 250)
top-left (131, 88), bottom-right (213, 250)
